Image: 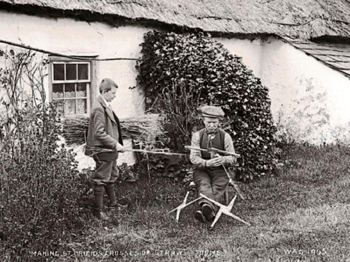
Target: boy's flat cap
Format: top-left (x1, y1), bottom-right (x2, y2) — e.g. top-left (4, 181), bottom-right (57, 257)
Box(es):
top-left (200, 105), bottom-right (225, 118)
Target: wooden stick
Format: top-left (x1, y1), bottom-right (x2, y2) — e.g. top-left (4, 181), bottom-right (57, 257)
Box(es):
top-left (168, 193), bottom-right (203, 222)
top-left (185, 145), bottom-right (240, 157)
top-left (200, 193), bottom-right (250, 227)
top-left (222, 165), bottom-right (246, 200)
top-left (168, 196), bottom-right (203, 214)
top-left (210, 147), bottom-right (241, 157)
top-left (123, 148), bottom-right (186, 156)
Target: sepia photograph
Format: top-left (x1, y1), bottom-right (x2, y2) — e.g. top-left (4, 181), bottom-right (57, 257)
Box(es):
top-left (0, 0), bottom-right (349, 261)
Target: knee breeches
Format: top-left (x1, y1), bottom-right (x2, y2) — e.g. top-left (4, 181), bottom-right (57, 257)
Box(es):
top-left (194, 168), bottom-right (229, 212)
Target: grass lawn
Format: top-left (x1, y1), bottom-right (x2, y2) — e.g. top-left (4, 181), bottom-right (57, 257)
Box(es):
top-left (45, 145), bottom-right (350, 261)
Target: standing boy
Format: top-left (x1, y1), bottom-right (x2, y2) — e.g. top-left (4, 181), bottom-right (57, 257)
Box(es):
top-left (85, 78), bottom-right (124, 220)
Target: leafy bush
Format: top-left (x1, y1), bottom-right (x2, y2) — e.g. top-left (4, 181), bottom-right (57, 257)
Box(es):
top-left (0, 103), bottom-right (88, 261)
top-left (135, 31), bottom-right (277, 181)
top-left (0, 49), bottom-right (88, 261)
top-left (118, 163), bottom-right (139, 182)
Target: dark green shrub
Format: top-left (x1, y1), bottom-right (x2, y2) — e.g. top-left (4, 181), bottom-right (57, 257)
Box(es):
top-left (0, 48), bottom-right (89, 261)
top-left (0, 103), bottom-right (88, 261)
top-left (135, 31), bottom-right (277, 181)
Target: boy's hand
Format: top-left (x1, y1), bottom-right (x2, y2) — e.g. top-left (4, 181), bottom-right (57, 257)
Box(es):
top-left (116, 143), bottom-right (124, 152)
top-left (207, 156), bottom-right (223, 167)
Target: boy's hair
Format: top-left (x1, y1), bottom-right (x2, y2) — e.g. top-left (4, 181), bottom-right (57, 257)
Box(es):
top-left (99, 78), bottom-right (118, 93)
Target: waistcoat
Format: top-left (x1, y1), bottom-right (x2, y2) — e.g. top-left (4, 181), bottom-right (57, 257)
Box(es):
top-left (199, 128), bottom-right (226, 159)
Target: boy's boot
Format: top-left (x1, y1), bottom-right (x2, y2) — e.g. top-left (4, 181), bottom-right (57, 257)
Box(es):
top-left (93, 185), bottom-right (110, 221)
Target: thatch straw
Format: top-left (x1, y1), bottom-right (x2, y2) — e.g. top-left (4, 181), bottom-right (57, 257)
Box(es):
top-left (62, 114), bottom-right (163, 145)
top-left (2, 0), bottom-right (349, 39)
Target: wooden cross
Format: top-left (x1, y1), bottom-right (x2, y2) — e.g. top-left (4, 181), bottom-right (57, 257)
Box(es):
top-left (221, 164), bottom-right (246, 200)
top-left (200, 193), bottom-right (250, 227)
top-left (168, 192), bottom-right (203, 222)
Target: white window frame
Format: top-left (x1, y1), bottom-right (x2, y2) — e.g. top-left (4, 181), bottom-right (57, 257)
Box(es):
top-left (49, 56), bottom-right (96, 117)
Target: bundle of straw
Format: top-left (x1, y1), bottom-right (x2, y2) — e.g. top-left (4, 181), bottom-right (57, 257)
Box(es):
top-left (62, 114), bottom-right (163, 145)
top-left (62, 116), bottom-right (88, 145)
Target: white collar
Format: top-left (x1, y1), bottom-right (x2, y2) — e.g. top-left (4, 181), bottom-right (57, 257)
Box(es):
top-left (101, 96), bottom-right (110, 108)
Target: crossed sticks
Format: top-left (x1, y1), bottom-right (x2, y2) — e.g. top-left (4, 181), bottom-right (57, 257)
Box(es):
top-left (168, 191), bottom-right (250, 227)
top-left (168, 192), bottom-right (203, 222)
top-left (200, 193), bottom-right (250, 227)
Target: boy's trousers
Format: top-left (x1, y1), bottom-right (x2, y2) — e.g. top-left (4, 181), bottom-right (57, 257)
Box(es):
top-left (194, 168), bottom-right (229, 212)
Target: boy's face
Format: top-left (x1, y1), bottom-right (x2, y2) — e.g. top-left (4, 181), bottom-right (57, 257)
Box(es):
top-left (103, 86), bottom-right (117, 102)
top-left (203, 117), bottom-right (220, 133)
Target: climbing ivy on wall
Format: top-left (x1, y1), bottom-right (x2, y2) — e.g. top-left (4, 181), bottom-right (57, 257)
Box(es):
top-left (135, 31), bottom-right (278, 181)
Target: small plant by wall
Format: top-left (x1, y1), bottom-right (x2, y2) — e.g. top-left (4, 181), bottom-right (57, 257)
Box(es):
top-left (135, 31), bottom-right (278, 181)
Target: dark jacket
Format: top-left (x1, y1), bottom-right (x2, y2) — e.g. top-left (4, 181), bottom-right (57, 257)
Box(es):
top-left (85, 96), bottom-right (123, 160)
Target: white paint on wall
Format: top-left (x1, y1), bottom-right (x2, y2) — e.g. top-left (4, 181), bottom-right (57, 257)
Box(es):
top-left (0, 10), bottom-right (147, 119)
top-left (217, 37), bottom-right (263, 78)
top-left (0, 10), bottom-right (150, 165)
top-left (98, 59), bottom-right (145, 118)
top-left (218, 36), bottom-right (350, 145)
top-left (260, 38), bottom-right (350, 144)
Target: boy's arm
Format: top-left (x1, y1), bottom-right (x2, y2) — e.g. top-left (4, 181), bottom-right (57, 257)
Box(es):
top-left (221, 133), bottom-right (236, 165)
top-left (190, 132), bottom-right (207, 168)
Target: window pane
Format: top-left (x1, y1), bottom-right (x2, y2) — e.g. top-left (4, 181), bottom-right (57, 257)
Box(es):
top-left (53, 64), bottom-right (64, 81)
top-left (65, 83), bottom-right (75, 98)
top-left (66, 64), bottom-right (77, 80)
top-left (65, 100), bottom-right (76, 115)
top-left (78, 64), bottom-right (88, 80)
top-left (56, 101), bottom-right (64, 116)
top-left (51, 60), bottom-right (92, 116)
top-left (52, 84), bottom-right (64, 99)
top-left (76, 83), bottom-right (87, 97)
top-left (76, 99), bottom-right (87, 114)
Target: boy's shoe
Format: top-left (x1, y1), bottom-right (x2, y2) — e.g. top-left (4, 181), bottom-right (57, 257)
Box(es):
top-left (202, 204), bottom-right (215, 223)
top-left (93, 208), bottom-right (111, 222)
top-left (109, 200), bottom-right (128, 211)
top-left (194, 210), bottom-right (207, 223)
top-left (118, 198), bottom-right (129, 209)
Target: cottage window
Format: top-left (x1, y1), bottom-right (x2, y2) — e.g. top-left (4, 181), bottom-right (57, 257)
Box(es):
top-left (50, 60), bottom-right (93, 116)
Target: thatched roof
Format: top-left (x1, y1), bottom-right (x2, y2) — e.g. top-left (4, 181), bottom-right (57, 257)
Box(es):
top-left (284, 37), bottom-right (350, 78)
top-left (0, 0), bottom-right (349, 40)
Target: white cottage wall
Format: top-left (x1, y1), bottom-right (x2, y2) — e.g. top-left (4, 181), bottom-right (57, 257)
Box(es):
top-left (218, 36), bottom-right (350, 145)
top-left (259, 38), bottom-right (350, 144)
top-left (0, 10), bottom-right (150, 167)
top-left (0, 11), bottom-right (147, 118)
top-left (217, 37), bottom-right (263, 77)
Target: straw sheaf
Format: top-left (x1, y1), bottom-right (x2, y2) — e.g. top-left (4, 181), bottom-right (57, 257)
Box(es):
top-left (62, 113), bottom-right (163, 146)
top-left (0, 0), bottom-right (349, 39)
